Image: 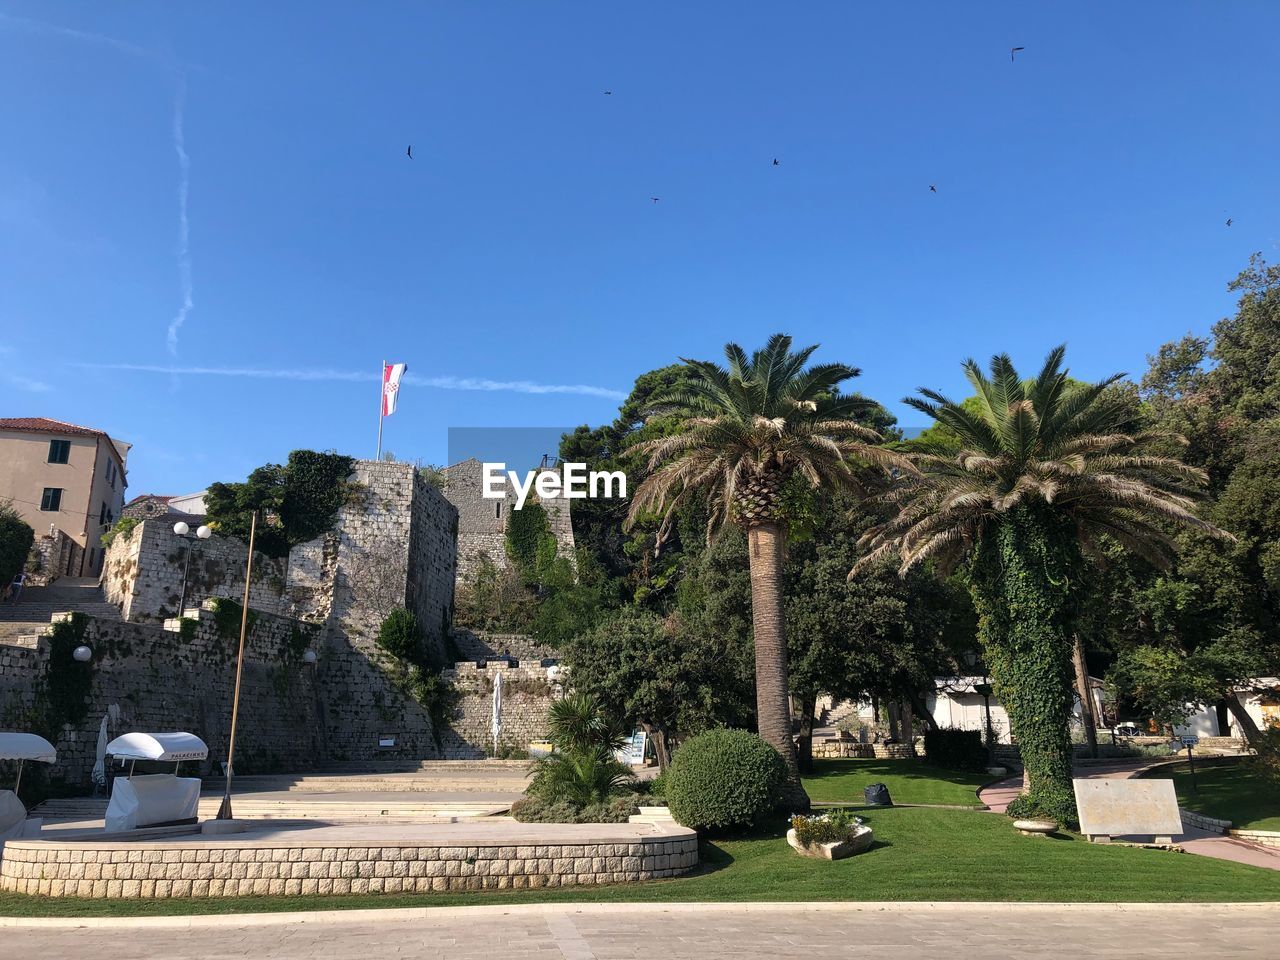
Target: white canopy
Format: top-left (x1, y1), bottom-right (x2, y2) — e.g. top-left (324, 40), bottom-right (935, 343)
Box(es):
top-left (0, 732), bottom-right (57, 763)
top-left (105, 732), bottom-right (208, 763)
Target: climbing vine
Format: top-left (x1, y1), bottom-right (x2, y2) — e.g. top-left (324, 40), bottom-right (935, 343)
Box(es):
top-left (38, 613), bottom-right (95, 738)
top-left (970, 505), bottom-right (1081, 826)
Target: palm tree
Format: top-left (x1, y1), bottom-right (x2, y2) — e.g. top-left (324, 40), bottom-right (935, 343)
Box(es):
top-left (854, 346), bottom-right (1228, 822)
top-left (627, 334), bottom-right (902, 809)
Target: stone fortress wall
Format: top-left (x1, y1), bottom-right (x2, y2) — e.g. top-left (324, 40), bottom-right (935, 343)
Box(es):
top-left (442, 458), bottom-right (575, 584)
top-left (0, 459), bottom-right (563, 784)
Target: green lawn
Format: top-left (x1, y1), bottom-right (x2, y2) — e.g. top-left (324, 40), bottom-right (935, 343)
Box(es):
top-left (802, 758), bottom-right (990, 807)
top-left (3, 807), bottom-right (1277, 917)
top-left (1166, 763), bottom-right (1280, 831)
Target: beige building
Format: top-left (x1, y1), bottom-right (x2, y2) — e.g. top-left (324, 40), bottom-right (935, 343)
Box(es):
top-left (0, 417), bottom-right (131, 577)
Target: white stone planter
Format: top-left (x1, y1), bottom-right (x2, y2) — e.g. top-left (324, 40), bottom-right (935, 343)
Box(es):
top-left (786, 825), bottom-right (875, 860)
top-left (1013, 818), bottom-right (1059, 837)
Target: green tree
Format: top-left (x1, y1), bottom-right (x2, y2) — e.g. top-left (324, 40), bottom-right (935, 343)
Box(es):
top-left (626, 334), bottom-right (903, 808)
top-left (1101, 257), bottom-right (1280, 742)
top-left (561, 606), bottom-right (754, 768)
top-left (205, 450), bottom-right (355, 557)
top-left (856, 347), bottom-right (1227, 824)
top-left (0, 503), bottom-right (35, 589)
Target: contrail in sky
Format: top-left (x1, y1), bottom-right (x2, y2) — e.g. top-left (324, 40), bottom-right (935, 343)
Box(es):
top-left (0, 12), bottom-right (156, 60)
top-left (75, 363), bottom-right (628, 400)
top-left (166, 78), bottom-right (193, 355)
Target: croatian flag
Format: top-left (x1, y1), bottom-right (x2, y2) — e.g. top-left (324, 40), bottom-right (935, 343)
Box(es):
top-left (382, 362), bottom-right (407, 416)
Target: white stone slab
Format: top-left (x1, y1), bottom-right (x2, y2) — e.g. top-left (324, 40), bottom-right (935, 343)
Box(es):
top-left (1073, 778), bottom-right (1183, 838)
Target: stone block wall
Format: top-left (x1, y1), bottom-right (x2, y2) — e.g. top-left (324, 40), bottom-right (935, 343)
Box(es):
top-left (0, 825), bottom-right (699, 898)
top-left (443, 458), bottom-right (575, 585)
top-left (451, 629), bottom-right (559, 663)
top-left (0, 604), bottom-right (324, 786)
top-left (438, 661), bottom-right (560, 758)
top-left (290, 461), bottom-right (457, 663)
top-left (26, 530), bottom-right (77, 586)
top-left (101, 520), bottom-right (289, 623)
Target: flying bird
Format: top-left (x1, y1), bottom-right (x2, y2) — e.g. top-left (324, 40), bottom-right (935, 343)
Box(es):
top-left (773, 158), bottom-right (780, 166)
top-left (406, 145), bottom-right (413, 159)
top-left (1226, 218), bottom-right (1233, 226)
top-left (929, 184), bottom-right (937, 193)
top-left (650, 197), bottom-right (660, 203)
top-left (604, 90), bottom-right (612, 95)
top-left (1011, 46), bottom-right (1025, 62)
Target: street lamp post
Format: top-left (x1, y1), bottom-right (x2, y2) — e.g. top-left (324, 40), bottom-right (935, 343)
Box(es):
top-left (173, 521), bottom-right (212, 619)
top-left (964, 649), bottom-right (997, 765)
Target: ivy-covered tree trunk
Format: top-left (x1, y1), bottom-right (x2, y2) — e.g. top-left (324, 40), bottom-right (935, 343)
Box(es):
top-left (745, 521), bottom-right (811, 811)
top-left (971, 507), bottom-right (1079, 825)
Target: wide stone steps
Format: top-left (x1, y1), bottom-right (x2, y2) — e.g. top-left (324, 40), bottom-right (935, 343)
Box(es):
top-left (225, 773), bottom-right (531, 794)
top-left (0, 578), bottom-right (121, 640)
top-left (33, 796), bottom-right (511, 822)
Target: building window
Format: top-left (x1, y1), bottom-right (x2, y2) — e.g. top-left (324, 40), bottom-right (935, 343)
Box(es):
top-left (47, 439), bottom-right (70, 464)
top-left (99, 502), bottom-right (107, 525)
top-left (105, 459), bottom-right (116, 488)
top-left (495, 502), bottom-right (502, 519)
top-left (40, 488), bottom-right (63, 511)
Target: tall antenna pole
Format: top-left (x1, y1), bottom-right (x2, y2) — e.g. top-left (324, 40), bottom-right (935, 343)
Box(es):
top-left (216, 509), bottom-right (257, 821)
top-left (376, 360), bottom-right (385, 461)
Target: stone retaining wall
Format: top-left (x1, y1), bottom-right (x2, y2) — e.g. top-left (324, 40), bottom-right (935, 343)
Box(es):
top-left (439, 662), bottom-right (560, 759)
top-left (1179, 808), bottom-right (1231, 834)
top-left (0, 830), bottom-right (698, 898)
top-left (1229, 829), bottom-right (1280, 849)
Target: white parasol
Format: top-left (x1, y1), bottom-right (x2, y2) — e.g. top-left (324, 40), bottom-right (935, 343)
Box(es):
top-left (91, 715), bottom-right (109, 789)
top-left (491, 671), bottom-right (503, 755)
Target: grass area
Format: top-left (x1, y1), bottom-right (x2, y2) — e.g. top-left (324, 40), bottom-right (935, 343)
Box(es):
top-left (802, 758), bottom-right (990, 807)
top-left (1166, 762), bottom-right (1280, 831)
top-left (3, 806), bottom-right (1277, 917)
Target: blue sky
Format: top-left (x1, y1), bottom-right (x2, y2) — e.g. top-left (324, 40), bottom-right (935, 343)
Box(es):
top-left (1, 3), bottom-right (1276, 496)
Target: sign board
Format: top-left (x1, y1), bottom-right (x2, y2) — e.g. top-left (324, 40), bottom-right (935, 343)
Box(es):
top-left (377, 736), bottom-right (397, 749)
top-left (1073, 778), bottom-right (1183, 839)
top-left (617, 730), bottom-right (648, 766)
top-left (1180, 735), bottom-right (1200, 747)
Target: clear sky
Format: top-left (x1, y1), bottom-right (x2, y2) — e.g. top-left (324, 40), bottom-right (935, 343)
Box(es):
top-left (1, 2), bottom-right (1276, 496)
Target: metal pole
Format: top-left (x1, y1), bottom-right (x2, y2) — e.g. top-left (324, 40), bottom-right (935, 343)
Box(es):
top-left (177, 536), bottom-right (193, 619)
top-left (216, 510), bottom-right (257, 820)
top-left (13, 759), bottom-right (22, 795)
top-left (376, 360), bottom-right (385, 460)
top-left (1186, 742), bottom-right (1197, 793)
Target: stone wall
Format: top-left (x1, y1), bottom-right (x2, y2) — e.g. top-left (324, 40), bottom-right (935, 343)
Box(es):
top-left (101, 520), bottom-right (289, 623)
top-left (289, 461), bottom-right (457, 663)
top-left (438, 661), bottom-right (560, 759)
top-left (0, 825), bottom-right (699, 898)
top-left (443, 458), bottom-right (575, 585)
top-left (451, 629), bottom-right (559, 664)
top-left (26, 530), bottom-right (77, 586)
top-left (0, 604), bottom-right (324, 786)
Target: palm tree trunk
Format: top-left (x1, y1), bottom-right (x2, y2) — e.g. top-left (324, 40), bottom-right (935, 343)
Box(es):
top-left (745, 521), bottom-right (810, 810)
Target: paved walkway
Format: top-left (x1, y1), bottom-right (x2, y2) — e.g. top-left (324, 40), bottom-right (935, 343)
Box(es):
top-left (978, 761), bottom-right (1280, 871)
top-left (4, 902), bottom-right (1277, 958)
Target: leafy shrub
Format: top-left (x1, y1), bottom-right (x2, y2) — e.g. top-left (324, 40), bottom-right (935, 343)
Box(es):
top-left (377, 607), bottom-right (422, 663)
top-left (645, 768), bottom-right (669, 801)
top-left (790, 809), bottom-right (864, 846)
top-left (528, 745), bottom-right (634, 808)
top-left (511, 793), bottom-right (640, 824)
top-left (0, 503), bottom-right (34, 590)
top-left (1006, 785), bottom-right (1078, 827)
top-left (546, 691), bottom-right (626, 754)
top-left (923, 727), bottom-right (987, 770)
top-left (666, 728), bottom-right (785, 832)
top-left (99, 516), bottom-right (139, 548)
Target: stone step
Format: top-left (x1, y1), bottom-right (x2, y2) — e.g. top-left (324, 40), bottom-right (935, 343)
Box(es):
top-left (33, 797), bottom-right (510, 822)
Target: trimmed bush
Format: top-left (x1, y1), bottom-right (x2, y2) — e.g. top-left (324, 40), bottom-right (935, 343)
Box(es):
top-left (923, 727), bottom-right (987, 771)
top-left (376, 607), bottom-right (423, 663)
top-left (666, 728), bottom-right (785, 832)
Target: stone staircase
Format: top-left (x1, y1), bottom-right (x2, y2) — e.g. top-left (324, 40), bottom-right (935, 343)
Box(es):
top-left (33, 794), bottom-right (511, 823)
top-left (0, 577), bottom-right (120, 641)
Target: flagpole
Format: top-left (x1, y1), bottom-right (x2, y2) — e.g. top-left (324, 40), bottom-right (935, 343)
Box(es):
top-left (376, 360), bottom-right (385, 461)
top-left (216, 509), bottom-right (256, 821)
